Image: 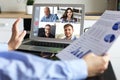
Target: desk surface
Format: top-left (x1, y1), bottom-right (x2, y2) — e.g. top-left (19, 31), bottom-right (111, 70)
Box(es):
top-left (0, 12), bottom-right (32, 18)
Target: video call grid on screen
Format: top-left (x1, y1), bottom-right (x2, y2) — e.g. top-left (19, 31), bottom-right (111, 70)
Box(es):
top-left (30, 4), bottom-right (85, 43)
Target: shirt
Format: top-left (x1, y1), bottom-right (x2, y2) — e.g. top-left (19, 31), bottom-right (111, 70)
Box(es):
top-left (0, 43), bottom-right (8, 51)
top-left (0, 44), bottom-right (88, 80)
top-left (61, 18), bottom-right (77, 23)
top-left (41, 14), bottom-right (58, 22)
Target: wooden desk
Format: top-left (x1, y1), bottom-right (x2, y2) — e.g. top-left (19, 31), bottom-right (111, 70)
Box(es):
top-left (0, 12), bottom-right (32, 18)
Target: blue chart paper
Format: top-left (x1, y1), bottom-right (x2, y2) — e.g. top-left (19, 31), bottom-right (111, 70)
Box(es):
top-left (56, 10), bottom-right (120, 60)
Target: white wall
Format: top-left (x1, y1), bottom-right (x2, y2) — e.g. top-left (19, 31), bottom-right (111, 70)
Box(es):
top-left (35, 0), bottom-right (108, 13)
top-left (0, 0), bottom-right (107, 13)
top-left (0, 0), bottom-right (26, 12)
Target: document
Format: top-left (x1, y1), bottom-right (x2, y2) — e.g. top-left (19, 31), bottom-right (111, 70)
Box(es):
top-left (56, 10), bottom-right (120, 60)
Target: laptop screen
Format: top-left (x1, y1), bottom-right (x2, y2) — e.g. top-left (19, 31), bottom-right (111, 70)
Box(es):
top-left (30, 4), bottom-right (85, 43)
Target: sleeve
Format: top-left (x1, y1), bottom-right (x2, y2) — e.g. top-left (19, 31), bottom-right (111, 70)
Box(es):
top-left (53, 14), bottom-right (58, 21)
top-left (0, 51), bottom-right (88, 80)
top-left (0, 43), bottom-right (8, 51)
top-left (40, 16), bottom-right (44, 22)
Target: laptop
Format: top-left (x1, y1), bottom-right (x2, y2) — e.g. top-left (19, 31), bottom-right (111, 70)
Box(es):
top-left (18, 3), bottom-right (85, 54)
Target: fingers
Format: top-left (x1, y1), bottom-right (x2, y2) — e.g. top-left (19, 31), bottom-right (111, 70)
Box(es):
top-left (12, 18), bottom-right (21, 32)
top-left (83, 52), bottom-right (96, 60)
top-left (85, 52), bottom-right (110, 77)
top-left (12, 18), bottom-right (21, 38)
top-left (103, 54), bottom-right (110, 62)
top-left (102, 54), bottom-right (110, 68)
top-left (8, 18), bottom-right (25, 50)
top-left (98, 54), bottom-right (110, 74)
top-left (9, 18), bottom-right (21, 42)
top-left (18, 30), bottom-right (26, 42)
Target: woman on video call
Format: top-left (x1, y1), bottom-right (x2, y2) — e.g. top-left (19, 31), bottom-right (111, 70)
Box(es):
top-left (61, 8), bottom-right (77, 23)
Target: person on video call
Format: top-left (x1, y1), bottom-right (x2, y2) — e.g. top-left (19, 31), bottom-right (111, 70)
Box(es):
top-left (0, 18), bottom-right (109, 80)
top-left (61, 7), bottom-right (77, 23)
top-left (38, 24), bottom-right (55, 38)
top-left (41, 7), bottom-right (58, 22)
top-left (63, 23), bottom-right (77, 40)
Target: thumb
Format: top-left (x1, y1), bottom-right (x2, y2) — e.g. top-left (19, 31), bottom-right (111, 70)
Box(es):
top-left (18, 30), bottom-right (26, 42)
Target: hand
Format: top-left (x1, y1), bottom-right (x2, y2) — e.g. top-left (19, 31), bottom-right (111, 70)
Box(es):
top-left (83, 53), bottom-right (109, 77)
top-left (8, 18), bottom-right (26, 50)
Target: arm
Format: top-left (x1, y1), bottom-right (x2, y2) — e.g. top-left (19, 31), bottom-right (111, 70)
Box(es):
top-left (0, 19), bottom-right (109, 79)
top-left (52, 14), bottom-right (58, 22)
top-left (0, 51), bottom-right (109, 80)
top-left (40, 16), bottom-right (45, 22)
top-left (0, 51), bottom-right (87, 80)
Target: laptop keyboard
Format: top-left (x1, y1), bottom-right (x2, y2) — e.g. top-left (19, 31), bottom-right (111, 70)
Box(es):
top-left (24, 41), bottom-right (69, 48)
